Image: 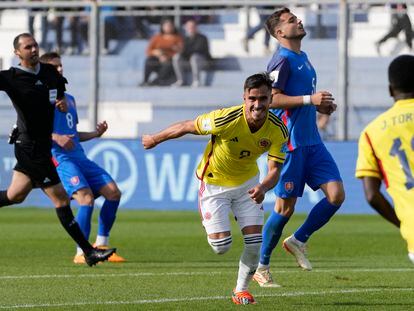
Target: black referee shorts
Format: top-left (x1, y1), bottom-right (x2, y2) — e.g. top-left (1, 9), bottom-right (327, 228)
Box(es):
top-left (13, 140), bottom-right (60, 188)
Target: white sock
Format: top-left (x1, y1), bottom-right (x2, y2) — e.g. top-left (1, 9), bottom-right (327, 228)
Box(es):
top-left (95, 235), bottom-right (109, 246)
top-left (76, 246), bottom-right (83, 256)
top-left (257, 263), bottom-right (270, 270)
top-left (408, 252), bottom-right (414, 264)
top-left (235, 234), bottom-right (262, 292)
top-left (292, 235), bottom-right (305, 246)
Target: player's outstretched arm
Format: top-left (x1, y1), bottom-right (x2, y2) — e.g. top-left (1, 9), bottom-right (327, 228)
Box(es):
top-left (271, 88), bottom-right (336, 113)
top-left (142, 120), bottom-right (198, 150)
top-left (362, 176), bottom-right (400, 228)
top-left (248, 161), bottom-right (283, 204)
top-left (79, 121), bottom-right (108, 142)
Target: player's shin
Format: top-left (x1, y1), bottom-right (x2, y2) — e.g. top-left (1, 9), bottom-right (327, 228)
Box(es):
top-left (55, 205), bottom-right (94, 255)
top-left (97, 199), bottom-right (119, 246)
top-left (76, 205), bottom-right (94, 239)
top-left (0, 190), bottom-right (13, 207)
top-left (294, 198), bottom-right (341, 243)
top-left (236, 234), bottom-right (262, 292)
top-left (259, 211), bottom-right (289, 267)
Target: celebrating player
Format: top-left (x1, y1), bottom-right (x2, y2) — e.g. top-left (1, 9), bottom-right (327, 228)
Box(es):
top-left (40, 52), bottom-right (125, 264)
top-left (254, 8), bottom-right (345, 287)
top-left (356, 54), bottom-right (414, 263)
top-left (0, 33), bottom-right (115, 266)
top-left (142, 73), bottom-right (287, 305)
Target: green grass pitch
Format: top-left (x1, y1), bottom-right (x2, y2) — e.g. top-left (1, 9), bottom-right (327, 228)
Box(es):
top-left (0, 208), bottom-right (413, 310)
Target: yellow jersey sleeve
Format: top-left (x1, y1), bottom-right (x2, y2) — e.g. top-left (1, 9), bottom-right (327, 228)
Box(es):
top-left (355, 130), bottom-right (381, 179)
top-left (194, 106), bottom-right (243, 136)
top-left (194, 110), bottom-right (215, 135)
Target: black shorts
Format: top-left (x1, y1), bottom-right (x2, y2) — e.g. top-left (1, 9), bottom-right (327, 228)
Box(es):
top-left (14, 140), bottom-right (60, 188)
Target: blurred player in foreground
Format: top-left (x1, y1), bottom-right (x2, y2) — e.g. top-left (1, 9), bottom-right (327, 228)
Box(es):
top-left (0, 33), bottom-right (114, 266)
top-left (40, 52), bottom-right (125, 264)
top-left (254, 7), bottom-right (345, 287)
top-left (142, 73), bottom-right (287, 305)
top-left (356, 54), bottom-right (414, 263)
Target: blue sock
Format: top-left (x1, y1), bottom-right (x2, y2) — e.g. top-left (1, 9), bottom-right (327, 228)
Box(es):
top-left (98, 200), bottom-right (120, 237)
top-left (260, 211), bottom-right (290, 265)
top-left (75, 205), bottom-right (94, 240)
top-left (294, 198), bottom-right (341, 243)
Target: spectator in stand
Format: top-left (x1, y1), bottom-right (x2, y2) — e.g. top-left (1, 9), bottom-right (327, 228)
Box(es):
top-left (27, 0), bottom-right (49, 51)
top-left (376, 3), bottom-right (413, 55)
top-left (244, 6), bottom-right (274, 54)
top-left (100, 6), bottom-right (120, 54)
top-left (124, 6), bottom-right (152, 39)
top-left (139, 18), bottom-right (183, 86)
top-left (172, 19), bottom-right (212, 87)
top-left (68, 1), bottom-right (120, 55)
top-left (50, 2), bottom-right (82, 54)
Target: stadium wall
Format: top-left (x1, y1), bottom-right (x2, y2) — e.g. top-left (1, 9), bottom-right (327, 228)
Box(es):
top-left (0, 139), bottom-right (380, 214)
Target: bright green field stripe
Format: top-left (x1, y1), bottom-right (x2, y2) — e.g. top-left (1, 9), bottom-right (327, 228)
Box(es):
top-left (0, 268), bottom-right (413, 281)
top-left (1, 288), bottom-right (413, 309)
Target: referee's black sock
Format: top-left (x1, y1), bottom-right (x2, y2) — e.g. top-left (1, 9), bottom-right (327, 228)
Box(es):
top-left (55, 205), bottom-right (94, 255)
top-left (0, 190), bottom-right (12, 207)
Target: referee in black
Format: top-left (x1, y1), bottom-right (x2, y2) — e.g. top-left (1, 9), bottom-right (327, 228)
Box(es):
top-left (0, 33), bottom-right (115, 266)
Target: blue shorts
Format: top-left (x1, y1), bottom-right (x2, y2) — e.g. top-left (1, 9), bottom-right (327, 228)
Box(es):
top-left (274, 143), bottom-right (342, 198)
top-left (56, 158), bottom-right (114, 198)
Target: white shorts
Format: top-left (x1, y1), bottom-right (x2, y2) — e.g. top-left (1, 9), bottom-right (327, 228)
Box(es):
top-left (198, 174), bottom-right (264, 235)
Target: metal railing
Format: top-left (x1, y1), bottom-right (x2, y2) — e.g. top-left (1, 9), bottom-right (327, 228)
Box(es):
top-left (0, 0), bottom-right (411, 139)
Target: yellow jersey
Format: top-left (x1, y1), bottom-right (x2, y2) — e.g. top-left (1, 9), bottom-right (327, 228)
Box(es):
top-left (194, 104), bottom-right (288, 187)
top-left (356, 99), bottom-right (414, 215)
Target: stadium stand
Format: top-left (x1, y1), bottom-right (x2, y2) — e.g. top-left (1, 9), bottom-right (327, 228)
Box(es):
top-left (0, 6), bottom-right (411, 139)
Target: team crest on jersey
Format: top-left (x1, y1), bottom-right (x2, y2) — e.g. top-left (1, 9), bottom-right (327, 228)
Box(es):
top-left (284, 182), bottom-right (294, 193)
top-left (258, 138), bottom-right (271, 149)
top-left (70, 176), bottom-right (80, 186)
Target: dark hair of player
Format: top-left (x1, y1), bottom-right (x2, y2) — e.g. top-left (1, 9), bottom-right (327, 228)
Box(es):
top-left (39, 52), bottom-right (61, 63)
top-left (13, 33), bottom-right (34, 50)
top-left (244, 72), bottom-right (273, 92)
top-left (388, 54), bottom-right (414, 93)
top-left (265, 7), bottom-right (291, 38)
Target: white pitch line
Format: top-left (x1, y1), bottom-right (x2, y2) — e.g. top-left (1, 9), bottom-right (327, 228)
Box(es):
top-left (0, 267), bottom-right (412, 281)
top-left (0, 287), bottom-right (413, 309)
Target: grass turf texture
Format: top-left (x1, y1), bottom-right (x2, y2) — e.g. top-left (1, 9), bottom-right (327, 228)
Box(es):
top-left (0, 208), bottom-right (413, 310)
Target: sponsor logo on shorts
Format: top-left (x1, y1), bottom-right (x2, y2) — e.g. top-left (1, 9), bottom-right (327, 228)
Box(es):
top-left (70, 176), bottom-right (80, 186)
top-left (259, 138), bottom-right (271, 148)
top-left (204, 212), bottom-right (212, 220)
top-left (285, 181), bottom-right (294, 193)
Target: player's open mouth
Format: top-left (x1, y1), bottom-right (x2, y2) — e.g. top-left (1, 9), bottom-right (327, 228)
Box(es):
top-left (251, 107), bottom-right (266, 117)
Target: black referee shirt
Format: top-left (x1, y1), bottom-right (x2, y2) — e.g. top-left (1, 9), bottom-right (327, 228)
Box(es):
top-left (0, 63), bottom-right (66, 140)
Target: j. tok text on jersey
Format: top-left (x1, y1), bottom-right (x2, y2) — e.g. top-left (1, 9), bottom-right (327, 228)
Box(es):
top-left (381, 113), bottom-right (413, 129)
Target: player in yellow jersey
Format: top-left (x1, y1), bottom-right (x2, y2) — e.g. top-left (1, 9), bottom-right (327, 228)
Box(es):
top-left (142, 73), bottom-right (288, 305)
top-left (356, 54), bottom-right (414, 263)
